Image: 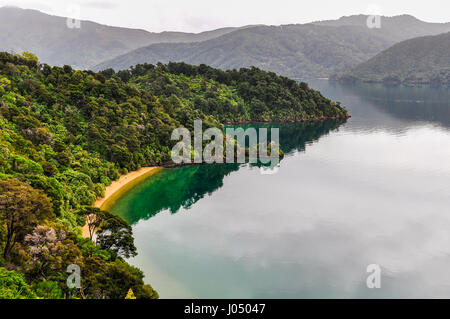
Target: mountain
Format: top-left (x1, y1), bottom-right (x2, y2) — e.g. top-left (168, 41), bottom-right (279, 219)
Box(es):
top-left (94, 15), bottom-right (450, 79)
top-left (0, 6), bottom-right (242, 69)
top-left (3, 8), bottom-right (450, 78)
top-left (332, 32), bottom-right (450, 85)
top-left (94, 24), bottom-right (390, 78)
top-left (312, 14), bottom-right (450, 43)
top-left (0, 7), bottom-right (450, 79)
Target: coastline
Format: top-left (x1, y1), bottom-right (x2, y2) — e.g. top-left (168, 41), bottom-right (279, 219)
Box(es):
top-left (224, 114), bottom-right (350, 125)
top-left (81, 166), bottom-right (163, 238)
top-left (79, 115), bottom-right (350, 237)
top-left (329, 78), bottom-right (450, 87)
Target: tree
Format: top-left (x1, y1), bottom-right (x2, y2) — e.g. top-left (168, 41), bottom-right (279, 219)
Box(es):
top-left (77, 208), bottom-right (137, 259)
top-left (77, 207), bottom-right (103, 241)
top-left (21, 51), bottom-right (39, 67)
top-left (23, 225), bottom-right (82, 280)
top-left (96, 211), bottom-right (137, 259)
top-left (0, 179), bottom-right (54, 261)
top-left (81, 257), bottom-right (157, 299)
top-left (33, 280), bottom-right (63, 299)
top-left (0, 267), bottom-right (36, 299)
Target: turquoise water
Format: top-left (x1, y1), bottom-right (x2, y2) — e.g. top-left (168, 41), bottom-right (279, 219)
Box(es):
top-left (111, 81), bottom-right (450, 298)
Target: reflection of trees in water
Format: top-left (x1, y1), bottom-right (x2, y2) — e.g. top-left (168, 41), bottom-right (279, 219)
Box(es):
top-left (236, 120), bottom-right (347, 156)
top-left (338, 83), bottom-right (450, 128)
top-left (118, 120), bottom-right (346, 224)
top-left (117, 163), bottom-right (240, 224)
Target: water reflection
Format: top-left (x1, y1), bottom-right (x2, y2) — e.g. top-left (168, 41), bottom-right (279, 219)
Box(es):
top-left (236, 119), bottom-right (347, 156)
top-left (311, 80), bottom-right (450, 132)
top-left (111, 81), bottom-right (450, 298)
top-left (112, 120), bottom-right (347, 225)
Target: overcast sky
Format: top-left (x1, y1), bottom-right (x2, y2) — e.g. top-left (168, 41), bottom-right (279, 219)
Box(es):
top-left (1, 0), bottom-right (450, 33)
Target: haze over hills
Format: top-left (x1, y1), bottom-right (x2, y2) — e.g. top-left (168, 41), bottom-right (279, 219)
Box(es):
top-left (94, 15), bottom-right (450, 79)
top-left (94, 24), bottom-right (392, 78)
top-left (2, 7), bottom-right (450, 79)
top-left (0, 6), bottom-right (243, 69)
top-left (332, 32), bottom-right (450, 85)
top-left (312, 14), bottom-right (450, 43)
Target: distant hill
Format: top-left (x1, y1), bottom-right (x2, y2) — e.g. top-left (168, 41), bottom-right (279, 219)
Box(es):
top-left (312, 14), bottom-right (450, 43)
top-left (332, 32), bottom-right (450, 85)
top-left (94, 24), bottom-right (391, 78)
top-left (94, 15), bottom-right (450, 79)
top-left (0, 6), bottom-right (242, 69)
top-left (3, 8), bottom-right (450, 78)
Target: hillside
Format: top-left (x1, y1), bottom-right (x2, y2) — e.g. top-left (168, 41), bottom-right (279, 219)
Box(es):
top-left (332, 32), bottom-right (450, 85)
top-left (312, 14), bottom-right (450, 43)
top-left (4, 7), bottom-right (450, 79)
top-left (94, 15), bottom-right (450, 79)
top-left (0, 52), bottom-right (347, 298)
top-left (0, 6), bottom-right (242, 69)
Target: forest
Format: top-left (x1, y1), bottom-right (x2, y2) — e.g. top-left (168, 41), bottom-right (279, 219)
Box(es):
top-left (0, 52), bottom-right (347, 298)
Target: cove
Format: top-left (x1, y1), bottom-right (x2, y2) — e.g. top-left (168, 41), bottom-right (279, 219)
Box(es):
top-left (109, 80), bottom-right (450, 298)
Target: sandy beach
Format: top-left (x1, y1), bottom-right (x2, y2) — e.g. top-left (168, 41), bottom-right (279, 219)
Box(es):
top-left (81, 167), bottom-right (162, 238)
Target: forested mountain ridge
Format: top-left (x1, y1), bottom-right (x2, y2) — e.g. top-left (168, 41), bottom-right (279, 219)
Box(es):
top-left (94, 24), bottom-right (390, 78)
top-left (331, 32), bottom-right (450, 85)
top-left (123, 62), bottom-right (349, 123)
top-left (0, 6), bottom-right (244, 69)
top-left (0, 52), bottom-right (347, 298)
top-left (94, 15), bottom-right (450, 79)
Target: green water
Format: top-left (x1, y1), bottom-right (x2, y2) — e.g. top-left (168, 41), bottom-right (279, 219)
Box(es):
top-left (110, 81), bottom-right (450, 298)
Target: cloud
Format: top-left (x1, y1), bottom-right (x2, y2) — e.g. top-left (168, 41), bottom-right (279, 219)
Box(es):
top-left (83, 1), bottom-right (118, 10)
top-left (0, 0), bottom-right (53, 13)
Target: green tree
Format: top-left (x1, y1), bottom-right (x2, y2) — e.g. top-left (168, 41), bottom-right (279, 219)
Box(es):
top-left (77, 207), bottom-right (137, 258)
top-left (81, 257), bottom-right (157, 299)
top-left (34, 280), bottom-right (63, 299)
top-left (96, 211), bottom-right (137, 259)
top-left (77, 207), bottom-right (103, 241)
top-left (0, 179), bottom-right (54, 261)
top-left (0, 267), bottom-right (36, 299)
top-left (21, 52), bottom-right (39, 64)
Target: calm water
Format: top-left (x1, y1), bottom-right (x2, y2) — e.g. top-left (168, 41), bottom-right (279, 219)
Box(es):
top-left (111, 81), bottom-right (450, 298)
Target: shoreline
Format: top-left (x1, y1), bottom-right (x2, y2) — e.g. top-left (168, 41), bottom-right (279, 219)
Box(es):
top-left (329, 78), bottom-right (450, 87)
top-left (81, 166), bottom-right (163, 238)
top-left (80, 114), bottom-right (350, 237)
top-left (94, 167), bottom-right (162, 210)
top-left (224, 114), bottom-right (350, 125)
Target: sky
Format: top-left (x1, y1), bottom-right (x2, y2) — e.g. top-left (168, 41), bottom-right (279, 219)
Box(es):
top-left (1, 0), bottom-right (450, 33)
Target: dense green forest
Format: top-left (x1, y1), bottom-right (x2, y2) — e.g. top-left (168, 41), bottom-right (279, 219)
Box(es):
top-left (332, 32), bottom-right (450, 85)
top-left (0, 51), bottom-right (346, 299)
top-left (121, 62), bottom-right (348, 123)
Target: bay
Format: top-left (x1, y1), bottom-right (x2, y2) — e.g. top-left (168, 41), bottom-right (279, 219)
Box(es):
top-left (110, 81), bottom-right (450, 298)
